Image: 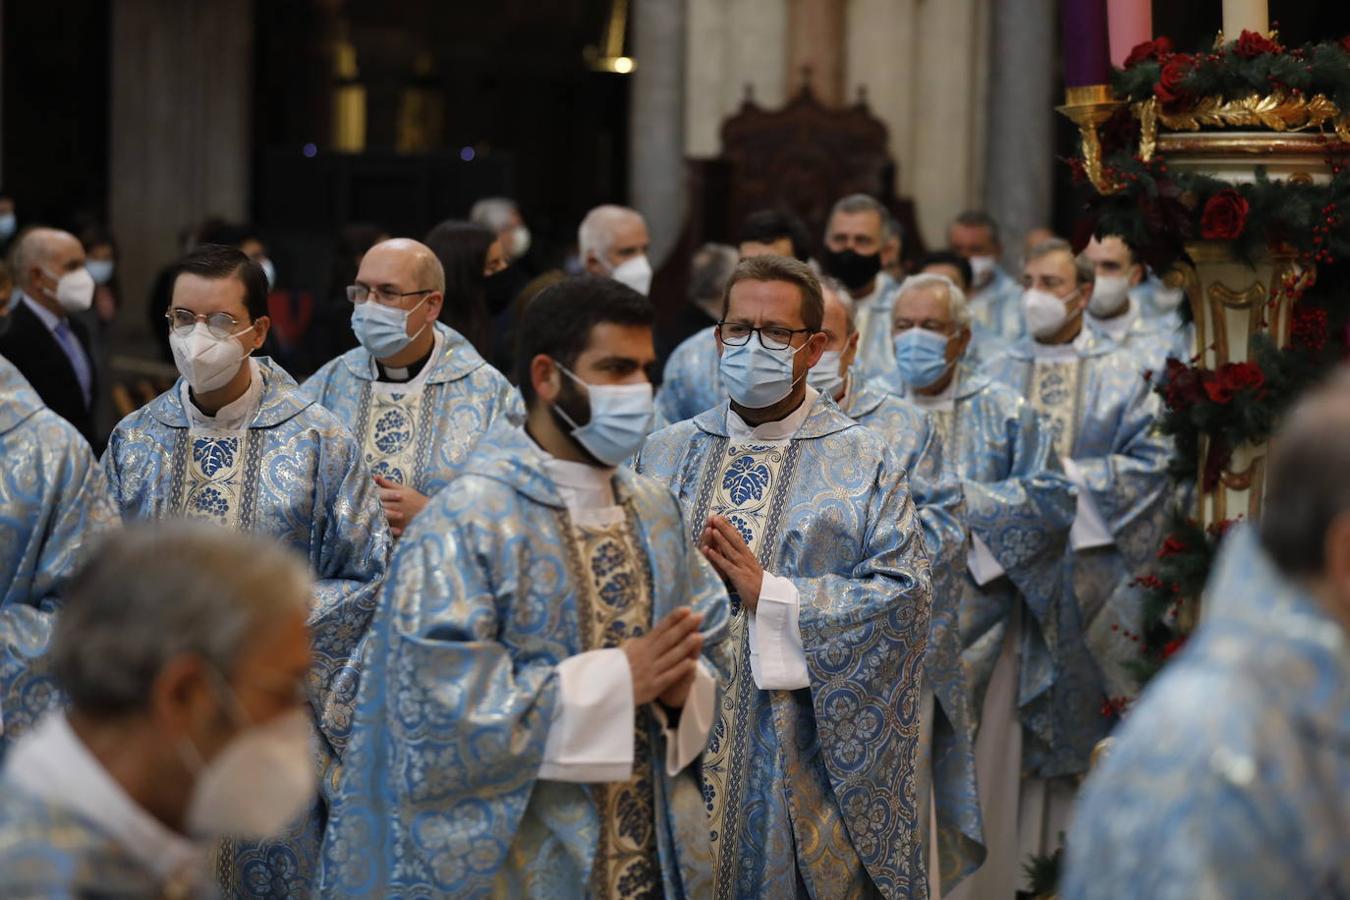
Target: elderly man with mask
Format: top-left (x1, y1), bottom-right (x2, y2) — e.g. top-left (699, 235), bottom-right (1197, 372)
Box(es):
top-left (821, 193), bottom-right (903, 381)
top-left (0, 524), bottom-right (317, 898)
top-left (0, 227), bottom-right (99, 449)
top-left (637, 255), bottom-right (934, 898)
top-left (886, 273), bottom-right (1105, 900)
top-left (948, 211), bottom-right (1023, 346)
top-left (811, 279), bottom-right (984, 892)
top-left (579, 204), bottom-right (653, 296)
top-left (0, 323), bottom-right (118, 748)
top-left (1063, 370), bottom-right (1350, 899)
top-left (303, 238), bottom-right (521, 537)
top-left (101, 243), bottom-right (389, 896)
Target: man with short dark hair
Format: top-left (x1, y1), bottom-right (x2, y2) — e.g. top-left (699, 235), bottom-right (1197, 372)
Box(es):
top-left (324, 275), bottom-right (730, 897)
top-left (0, 227), bottom-right (99, 449)
top-left (303, 238), bottom-right (522, 537)
top-left (0, 523), bottom-right (317, 898)
top-left (1063, 370), bottom-right (1350, 899)
top-left (822, 193), bottom-right (902, 379)
top-left (736, 208), bottom-right (813, 262)
top-left (638, 255), bottom-right (934, 897)
top-left (1081, 232), bottom-right (1187, 369)
top-left (948, 210), bottom-right (1023, 344)
top-left (102, 243), bottom-right (389, 896)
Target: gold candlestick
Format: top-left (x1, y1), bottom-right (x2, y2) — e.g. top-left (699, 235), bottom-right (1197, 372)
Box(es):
top-left (1056, 84), bottom-right (1127, 195)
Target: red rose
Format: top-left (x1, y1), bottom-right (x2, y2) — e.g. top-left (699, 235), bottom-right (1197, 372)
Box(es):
top-left (1217, 361), bottom-right (1265, 394)
top-left (1162, 637), bottom-right (1187, 659)
top-left (1234, 29), bottom-right (1282, 59)
top-left (1123, 36), bottom-right (1174, 69)
top-left (1342, 35), bottom-right (1350, 54)
top-left (1157, 535), bottom-right (1190, 558)
top-left (1154, 54), bottom-right (1195, 106)
top-left (1199, 188), bottom-right (1251, 240)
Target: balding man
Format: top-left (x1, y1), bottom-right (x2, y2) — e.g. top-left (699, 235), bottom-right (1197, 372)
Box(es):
top-left (578, 204), bottom-right (652, 295)
top-left (1063, 370), bottom-right (1350, 899)
top-left (303, 238), bottom-right (522, 536)
top-left (0, 227), bottom-right (98, 448)
top-left (102, 243), bottom-right (389, 897)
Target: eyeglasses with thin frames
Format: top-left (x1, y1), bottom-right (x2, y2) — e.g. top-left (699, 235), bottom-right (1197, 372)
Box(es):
top-left (717, 321), bottom-right (815, 351)
top-left (166, 308), bottom-right (252, 340)
top-left (346, 285), bottom-right (436, 306)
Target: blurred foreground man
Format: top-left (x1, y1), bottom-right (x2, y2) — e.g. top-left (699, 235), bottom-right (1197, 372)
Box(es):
top-left (102, 244), bottom-right (389, 896)
top-left (303, 238), bottom-right (521, 537)
top-left (637, 256), bottom-right (933, 898)
top-left (1064, 370), bottom-right (1350, 899)
top-left (0, 345), bottom-right (117, 748)
top-left (0, 525), bottom-right (317, 899)
top-left (323, 277), bottom-right (730, 897)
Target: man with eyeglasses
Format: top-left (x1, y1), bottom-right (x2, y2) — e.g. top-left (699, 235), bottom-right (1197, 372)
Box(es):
top-left (636, 255), bottom-right (934, 897)
top-left (885, 273), bottom-right (1104, 899)
top-left (302, 238), bottom-right (522, 537)
top-left (101, 243), bottom-right (389, 897)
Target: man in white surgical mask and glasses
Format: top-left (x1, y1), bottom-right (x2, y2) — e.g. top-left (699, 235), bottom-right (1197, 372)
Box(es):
top-left (0, 524), bottom-right (318, 899)
top-left (579, 203), bottom-right (654, 296)
top-left (101, 243), bottom-right (389, 897)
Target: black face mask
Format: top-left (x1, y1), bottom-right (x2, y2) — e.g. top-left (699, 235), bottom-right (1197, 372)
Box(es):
top-left (822, 248), bottom-right (883, 292)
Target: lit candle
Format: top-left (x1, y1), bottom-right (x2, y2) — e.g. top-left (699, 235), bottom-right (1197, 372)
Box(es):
top-left (1223, 0), bottom-right (1269, 37)
top-left (1107, 0), bottom-right (1153, 68)
top-left (1062, 0), bottom-right (1112, 88)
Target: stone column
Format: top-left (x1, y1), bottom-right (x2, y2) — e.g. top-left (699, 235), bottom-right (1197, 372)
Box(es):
top-left (787, 0), bottom-right (846, 104)
top-left (629, 0), bottom-right (687, 268)
top-left (109, 0), bottom-right (252, 349)
top-left (983, 0), bottom-right (1056, 266)
top-left (685, 0), bottom-right (790, 158)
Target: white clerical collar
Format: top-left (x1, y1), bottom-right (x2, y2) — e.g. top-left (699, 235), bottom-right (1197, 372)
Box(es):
top-left (1030, 324), bottom-right (1092, 362)
top-left (374, 329), bottom-right (442, 393)
top-left (3, 713), bottom-right (203, 884)
top-left (181, 358), bottom-right (264, 431)
top-left (1086, 296), bottom-right (1138, 344)
top-left (906, 370), bottom-right (959, 412)
top-left (542, 455), bottom-right (618, 516)
top-left (726, 386), bottom-right (818, 443)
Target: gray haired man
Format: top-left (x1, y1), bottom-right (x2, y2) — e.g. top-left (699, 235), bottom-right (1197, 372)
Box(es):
top-left (0, 524), bottom-right (317, 898)
top-left (578, 204), bottom-right (652, 295)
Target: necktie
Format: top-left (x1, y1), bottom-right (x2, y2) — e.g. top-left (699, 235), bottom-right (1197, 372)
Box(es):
top-left (54, 320), bottom-right (93, 408)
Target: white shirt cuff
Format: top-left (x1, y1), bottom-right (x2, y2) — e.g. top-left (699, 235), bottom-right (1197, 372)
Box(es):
top-left (539, 648), bottom-right (635, 783)
top-left (967, 533), bottom-right (1007, 586)
top-left (650, 659), bottom-right (717, 776)
top-left (1061, 456), bottom-right (1115, 550)
top-left (747, 572), bottom-right (811, 690)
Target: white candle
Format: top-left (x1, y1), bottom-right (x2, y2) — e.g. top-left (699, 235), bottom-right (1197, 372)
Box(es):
top-left (1223, 0), bottom-right (1268, 38)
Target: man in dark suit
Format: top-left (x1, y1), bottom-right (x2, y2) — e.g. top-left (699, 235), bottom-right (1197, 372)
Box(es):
top-left (0, 228), bottom-right (99, 450)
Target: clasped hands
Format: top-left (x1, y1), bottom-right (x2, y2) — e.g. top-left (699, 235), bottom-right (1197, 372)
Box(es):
top-left (698, 514), bottom-right (764, 614)
top-left (374, 474), bottom-right (429, 537)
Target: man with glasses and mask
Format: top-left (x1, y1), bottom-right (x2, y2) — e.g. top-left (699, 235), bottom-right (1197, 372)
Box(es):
top-left (0, 524), bottom-right (317, 898)
top-left (303, 238), bottom-right (521, 537)
top-left (101, 243), bottom-right (389, 897)
top-left (324, 276), bottom-right (730, 897)
top-left (636, 255), bottom-right (934, 898)
top-left (886, 273), bottom-right (1104, 900)
top-left (809, 278), bottom-right (984, 893)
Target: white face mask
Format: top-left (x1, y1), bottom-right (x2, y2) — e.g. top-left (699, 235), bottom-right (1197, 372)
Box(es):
top-left (968, 254), bottom-right (997, 287)
top-left (509, 225), bottom-right (531, 259)
top-left (180, 706), bottom-right (317, 840)
top-left (86, 259), bottom-right (115, 285)
top-left (1088, 274), bottom-right (1131, 318)
top-left (806, 349), bottom-right (845, 398)
top-left (44, 267), bottom-right (95, 313)
top-left (1153, 283), bottom-right (1185, 312)
top-left (259, 258), bottom-right (277, 290)
top-left (169, 322), bottom-right (252, 393)
top-left (1022, 286), bottom-right (1078, 339)
top-left (609, 255), bottom-right (653, 296)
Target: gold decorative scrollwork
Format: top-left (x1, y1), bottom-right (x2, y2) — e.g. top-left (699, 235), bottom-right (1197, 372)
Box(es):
top-left (1206, 279), bottom-right (1266, 366)
top-left (1136, 93), bottom-right (1350, 161)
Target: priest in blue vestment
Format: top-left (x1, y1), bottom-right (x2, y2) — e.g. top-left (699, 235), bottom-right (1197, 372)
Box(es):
top-left (636, 255), bottom-right (933, 899)
top-left (1064, 375), bottom-right (1350, 898)
top-left (0, 352), bottom-right (117, 750)
top-left (809, 279), bottom-right (984, 892)
top-left (100, 245), bottom-right (389, 897)
top-left (302, 238), bottom-right (522, 536)
top-left (885, 273), bottom-right (1106, 899)
top-left (323, 276), bottom-right (730, 898)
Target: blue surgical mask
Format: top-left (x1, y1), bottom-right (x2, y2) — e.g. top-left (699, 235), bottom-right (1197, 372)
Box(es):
top-left (719, 340), bottom-right (806, 409)
top-left (893, 328), bottom-right (953, 389)
top-left (552, 363), bottom-right (654, 466)
top-left (806, 349), bottom-right (845, 398)
top-left (350, 296), bottom-right (429, 360)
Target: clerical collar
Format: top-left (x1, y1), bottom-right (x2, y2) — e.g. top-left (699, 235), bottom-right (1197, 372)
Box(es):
top-left (542, 455), bottom-right (618, 514)
top-left (907, 371), bottom-right (959, 411)
top-left (1030, 323), bottom-right (1092, 362)
top-left (727, 386), bottom-right (818, 443)
top-left (182, 358), bottom-right (263, 431)
top-left (376, 341), bottom-right (435, 383)
top-left (1086, 296), bottom-right (1138, 344)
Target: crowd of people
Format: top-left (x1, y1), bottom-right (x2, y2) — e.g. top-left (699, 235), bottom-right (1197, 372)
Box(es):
top-left (0, 187), bottom-right (1345, 899)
